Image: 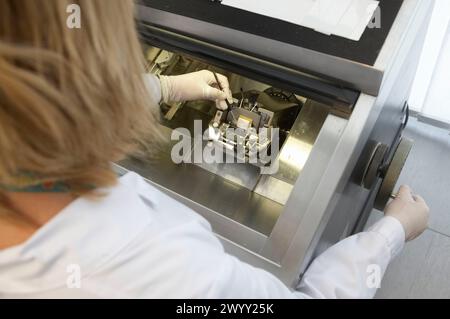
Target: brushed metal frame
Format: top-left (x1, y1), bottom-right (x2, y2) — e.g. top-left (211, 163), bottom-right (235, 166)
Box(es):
top-left (277, 0), bottom-right (433, 285)
top-left (261, 0), bottom-right (433, 285)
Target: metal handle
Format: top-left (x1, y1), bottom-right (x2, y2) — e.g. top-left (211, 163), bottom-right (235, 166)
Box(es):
top-left (360, 141), bottom-right (389, 189)
top-left (402, 102), bottom-right (410, 130)
top-left (374, 137), bottom-right (413, 210)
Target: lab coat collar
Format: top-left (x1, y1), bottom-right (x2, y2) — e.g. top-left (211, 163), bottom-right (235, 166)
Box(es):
top-left (0, 173), bottom-right (155, 295)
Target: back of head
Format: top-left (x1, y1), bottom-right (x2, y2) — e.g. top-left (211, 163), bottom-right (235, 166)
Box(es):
top-left (0, 0), bottom-right (160, 194)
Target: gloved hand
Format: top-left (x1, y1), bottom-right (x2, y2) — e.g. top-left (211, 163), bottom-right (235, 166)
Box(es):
top-left (159, 70), bottom-right (232, 110)
top-left (385, 185), bottom-right (429, 241)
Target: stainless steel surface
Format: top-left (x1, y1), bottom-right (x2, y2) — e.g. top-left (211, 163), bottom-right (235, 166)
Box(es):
top-left (252, 100), bottom-right (332, 205)
top-left (361, 141), bottom-right (389, 189)
top-left (252, 176), bottom-right (293, 206)
top-left (261, 114), bottom-right (348, 264)
top-left (195, 149), bottom-right (262, 191)
top-left (374, 137), bottom-right (414, 210)
top-left (275, 95), bottom-right (375, 282)
top-left (118, 126), bottom-right (274, 252)
top-left (270, 100), bottom-right (330, 186)
top-left (136, 1), bottom-right (423, 96)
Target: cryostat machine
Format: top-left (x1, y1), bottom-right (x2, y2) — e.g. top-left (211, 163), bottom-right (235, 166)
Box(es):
top-left (116, 0), bottom-right (434, 286)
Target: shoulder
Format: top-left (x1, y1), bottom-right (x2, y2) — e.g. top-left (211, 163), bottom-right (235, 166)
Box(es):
top-left (86, 172), bottom-right (228, 297)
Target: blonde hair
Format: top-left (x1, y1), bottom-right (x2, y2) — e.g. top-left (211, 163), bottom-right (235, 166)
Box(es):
top-left (0, 0), bottom-right (161, 194)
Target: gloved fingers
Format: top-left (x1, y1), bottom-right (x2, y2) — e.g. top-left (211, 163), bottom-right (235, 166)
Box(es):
top-left (202, 86), bottom-right (228, 101)
top-left (217, 75), bottom-right (233, 104)
top-left (408, 232), bottom-right (421, 241)
top-left (204, 71), bottom-right (232, 102)
top-left (214, 73), bottom-right (231, 93)
top-left (413, 194), bottom-right (427, 206)
top-left (397, 185), bottom-right (414, 202)
top-left (215, 99), bottom-right (228, 111)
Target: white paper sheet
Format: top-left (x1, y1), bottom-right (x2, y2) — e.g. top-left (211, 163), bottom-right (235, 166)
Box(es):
top-left (333, 0), bottom-right (380, 40)
top-left (221, 0), bottom-right (379, 41)
top-left (301, 0), bottom-right (353, 35)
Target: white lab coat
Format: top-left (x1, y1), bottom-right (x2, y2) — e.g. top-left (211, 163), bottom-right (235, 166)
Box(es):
top-left (0, 172), bottom-right (405, 299)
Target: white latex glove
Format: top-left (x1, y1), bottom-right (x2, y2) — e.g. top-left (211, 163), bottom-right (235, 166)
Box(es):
top-left (385, 185), bottom-right (429, 241)
top-left (159, 70), bottom-right (232, 110)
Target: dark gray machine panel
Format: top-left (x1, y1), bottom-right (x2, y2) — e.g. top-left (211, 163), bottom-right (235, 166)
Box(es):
top-left (142, 0), bottom-right (404, 66)
top-left (137, 0), bottom-right (409, 96)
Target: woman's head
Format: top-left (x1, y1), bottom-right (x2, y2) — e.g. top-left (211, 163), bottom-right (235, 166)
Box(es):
top-left (0, 0), bottom-right (160, 193)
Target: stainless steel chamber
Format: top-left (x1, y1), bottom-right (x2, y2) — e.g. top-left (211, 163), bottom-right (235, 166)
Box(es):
top-left (116, 0), bottom-right (435, 287)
